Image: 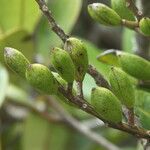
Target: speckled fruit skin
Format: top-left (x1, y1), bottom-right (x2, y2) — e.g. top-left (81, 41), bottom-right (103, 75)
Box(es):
top-left (111, 0), bottom-right (135, 21)
top-left (64, 37), bottom-right (88, 82)
top-left (26, 64), bottom-right (58, 94)
top-left (88, 3), bottom-right (122, 26)
top-left (50, 47), bottom-right (75, 83)
top-left (91, 87), bottom-right (122, 123)
top-left (119, 53), bottom-right (150, 80)
top-left (139, 17), bottom-right (150, 36)
top-left (109, 67), bottom-right (135, 108)
top-left (4, 47), bottom-right (30, 78)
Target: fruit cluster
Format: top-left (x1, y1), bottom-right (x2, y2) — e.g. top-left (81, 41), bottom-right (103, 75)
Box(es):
top-left (88, 1), bottom-right (150, 36)
top-left (4, 0), bottom-right (150, 125)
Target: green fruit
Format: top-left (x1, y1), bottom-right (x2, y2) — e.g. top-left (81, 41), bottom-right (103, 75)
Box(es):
top-left (118, 53), bottom-right (150, 80)
top-left (88, 3), bottom-right (122, 26)
top-left (4, 47), bottom-right (30, 78)
top-left (52, 72), bottom-right (77, 95)
top-left (26, 64), bottom-right (58, 94)
top-left (64, 37), bottom-right (88, 82)
top-left (50, 47), bottom-right (75, 83)
top-left (139, 17), bottom-right (150, 36)
top-left (109, 67), bottom-right (135, 108)
top-left (91, 87), bottom-right (122, 123)
top-left (52, 72), bottom-right (67, 89)
top-left (111, 0), bottom-right (135, 21)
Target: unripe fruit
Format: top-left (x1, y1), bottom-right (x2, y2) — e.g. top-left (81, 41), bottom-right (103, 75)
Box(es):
top-left (64, 37), bottom-right (88, 82)
top-left (50, 47), bottom-right (75, 83)
top-left (26, 64), bottom-right (58, 94)
top-left (111, 0), bottom-right (135, 21)
top-left (91, 87), bottom-right (122, 123)
top-left (139, 17), bottom-right (150, 36)
top-left (4, 47), bottom-right (30, 78)
top-left (118, 53), bottom-right (150, 80)
top-left (109, 67), bottom-right (135, 108)
top-left (88, 3), bottom-right (122, 26)
top-left (52, 72), bottom-right (77, 107)
top-left (52, 72), bottom-right (77, 95)
top-left (52, 72), bottom-right (67, 89)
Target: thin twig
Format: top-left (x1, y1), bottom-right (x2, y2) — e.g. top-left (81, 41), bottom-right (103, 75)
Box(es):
top-left (77, 81), bottom-right (84, 99)
top-left (8, 99), bottom-right (63, 123)
top-left (47, 96), bottom-right (121, 150)
top-left (35, 0), bottom-right (69, 42)
top-left (128, 108), bottom-right (135, 126)
top-left (87, 65), bottom-right (110, 89)
top-left (125, 0), bottom-right (143, 21)
top-left (34, 0), bottom-right (150, 140)
top-left (58, 86), bottom-right (150, 139)
top-left (67, 82), bottom-right (73, 94)
top-left (134, 0), bottom-right (150, 60)
top-left (121, 19), bottom-right (139, 29)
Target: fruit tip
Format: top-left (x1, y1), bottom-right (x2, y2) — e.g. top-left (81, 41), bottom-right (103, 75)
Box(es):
top-left (4, 47), bottom-right (15, 57)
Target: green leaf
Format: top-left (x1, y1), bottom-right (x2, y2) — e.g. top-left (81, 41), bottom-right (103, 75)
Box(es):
top-left (83, 74), bottom-right (96, 100)
top-left (0, 64), bottom-right (9, 107)
top-left (6, 84), bottom-right (32, 106)
top-left (111, 0), bottom-right (135, 21)
top-left (47, 124), bottom-right (70, 150)
top-left (97, 49), bottom-right (120, 66)
top-left (83, 40), bottom-right (110, 78)
top-left (135, 90), bottom-right (150, 129)
top-left (22, 113), bottom-right (50, 150)
top-left (138, 108), bottom-right (150, 130)
top-left (0, 29), bottom-right (34, 63)
top-left (0, 0), bottom-right (40, 33)
top-left (35, 0), bottom-right (82, 61)
top-left (81, 40), bottom-right (110, 100)
top-left (122, 28), bottom-right (135, 53)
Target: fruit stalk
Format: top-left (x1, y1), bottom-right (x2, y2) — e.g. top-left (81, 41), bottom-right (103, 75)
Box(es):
top-left (128, 107), bottom-right (135, 126)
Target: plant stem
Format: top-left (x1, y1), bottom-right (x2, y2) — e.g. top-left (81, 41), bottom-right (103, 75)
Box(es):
top-left (134, 0), bottom-right (150, 60)
top-left (87, 65), bottom-right (110, 89)
top-left (8, 99), bottom-right (63, 123)
top-left (128, 107), bottom-right (135, 126)
top-left (67, 82), bottom-right (73, 94)
top-left (125, 0), bottom-right (143, 21)
top-left (77, 81), bottom-right (84, 99)
top-left (34, 0), bottom-right (150, 140)
top-left (35, 0), bottom-right (69, 42)
top-left (47, 96), bottom-right (121, 150)
top-left (121, 19), bottom-right (139, 29)
top-left (58, 85), bottom-right (150, 139)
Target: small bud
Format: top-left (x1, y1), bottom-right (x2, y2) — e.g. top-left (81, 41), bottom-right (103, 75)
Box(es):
top-left (91, 87), bottom-right (122, 123)
top-left (118, 53), bottom-right (150, 80)
top-left (50, 47), bottom-right (75, 83)
top-left (64, 37), bottom-right (88, 82)
top-left (26, 64), bottom-right (58, 94)
top-left (109, 67), bottom-right (135, 108)
top-left (111, 0), bottom-right (135, 21)
top-left (139, 17), bottom-right (150, 36)
top-left (88, 3), bottom-right (122, 26)
top-left (4, 47), bottom-right (30, 78)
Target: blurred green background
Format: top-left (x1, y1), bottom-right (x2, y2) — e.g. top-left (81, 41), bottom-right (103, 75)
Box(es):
top-left (0, 0), bottom-right (149, 150)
